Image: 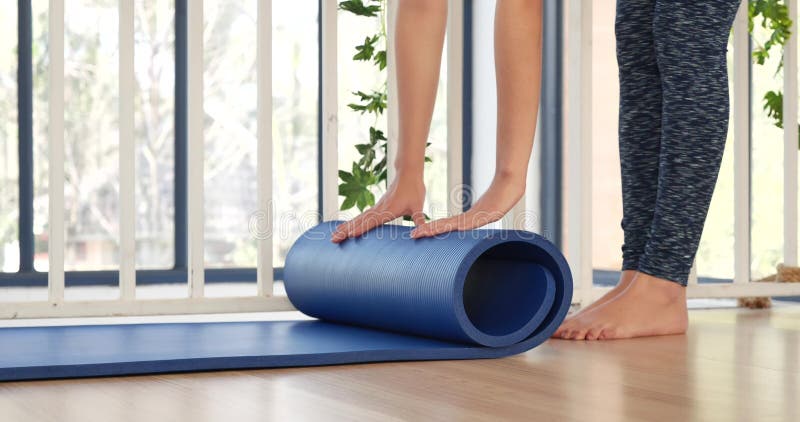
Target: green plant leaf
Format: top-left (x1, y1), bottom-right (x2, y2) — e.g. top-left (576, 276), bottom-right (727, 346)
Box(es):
top-left (749, 0), bottom-right (793, 65)
top-left (359, 148), bottom-right (376, 167)
top-left (749, 0), bottom-right (797, 149)
top-left (340, 194), bottom-right (357, 211)
top-left (373, 50), bottom-right (387, 70)
top-left (763, 90), bottom-right (784, 128)
top-left (355, 143), bottom-right (372, 154)
top-left (402, 213), bottom-right (430, 222)
top-left (347, 90), bottom-right (387, 115)
top-left (338, 170), bottom-right (354, 183)
top-left (353, 35), bottom-right (379, 62)
top-left (337, 0), bottom-right (437, 211)
top-left (369, 127), bottom-right (387, 144)
top-left (338, 0), bottom-right (381, 17)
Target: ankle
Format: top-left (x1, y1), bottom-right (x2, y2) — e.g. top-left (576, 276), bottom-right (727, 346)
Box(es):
top-left (632, 273), bottom-right (686, 302)
top-left (618, 270), bottom-right (637, 286)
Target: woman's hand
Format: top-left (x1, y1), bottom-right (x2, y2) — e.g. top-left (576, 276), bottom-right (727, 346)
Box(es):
top-left (410, 173), bottom-right (525, 239)
top-left (331, 173), bottom-right (427, 243)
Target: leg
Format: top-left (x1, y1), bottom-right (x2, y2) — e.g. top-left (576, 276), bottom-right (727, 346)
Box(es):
top-left (412, 0), bottom-right (543, 238)
top-left (557, 0), bottom-right (741, 340)
top-left (638, 0), bottom-right (741, 285)
top-left (332, 0), bottom-right (447, 242)
top-left (563, 0), bottom-right (661, 322)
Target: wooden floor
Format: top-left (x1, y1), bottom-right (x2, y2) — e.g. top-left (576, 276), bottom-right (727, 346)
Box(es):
top-left (0, 306), bottom-right (798, 422)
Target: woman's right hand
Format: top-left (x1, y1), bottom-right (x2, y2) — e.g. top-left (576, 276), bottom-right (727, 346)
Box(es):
top-left (331, 173), bottom-right (426, 243)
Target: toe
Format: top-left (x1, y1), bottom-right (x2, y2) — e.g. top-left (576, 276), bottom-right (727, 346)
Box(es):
top-left (585, 327), bottom-right (601, 341)
top-left (599, 328), bottom-right (617, 340)
top-left (560, 317), bottom-right (592, 340)
top-left (553, 320), bottom-right (576, 339)
top-left (551, 323), bottom-right (569, 338)
top-left (572, 327), bottom-right (590, 340)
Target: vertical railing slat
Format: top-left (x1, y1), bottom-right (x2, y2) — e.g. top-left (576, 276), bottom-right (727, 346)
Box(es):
top-left (321, 0), bottom-right (338, 221)
top-left (447, 0), bottom-right (464, 218)
top-left (48, 0), bottom-right (65, 303)
top-left (187, 0), bottom-right (205, 297)
top-left (119, 0), bottom-right (136, 300)
top-left (18, 1), bottom-right (35, 273)
top-left (566, 0), bottom-right (593, 304)
top-left (257, 0), bottom-right (273, 296)
top-left (733, 1), bottom-right (751, 284)
top-left (784, 0), bottom-right (799, 267)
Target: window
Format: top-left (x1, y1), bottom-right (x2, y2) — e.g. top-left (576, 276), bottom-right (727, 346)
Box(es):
top-left (4, 0), bottom-right (321, 285)
top-left (0, 0), bottom-right (469, 288)
top-left (0, 3), bottom-right (19, 273)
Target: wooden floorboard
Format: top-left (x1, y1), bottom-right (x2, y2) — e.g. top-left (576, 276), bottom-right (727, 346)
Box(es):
top-left (0, 307), bottom-right (798, 422)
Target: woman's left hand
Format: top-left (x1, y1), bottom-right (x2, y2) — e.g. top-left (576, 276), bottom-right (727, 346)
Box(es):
top-left (410, 174), bottom-right (525, 238)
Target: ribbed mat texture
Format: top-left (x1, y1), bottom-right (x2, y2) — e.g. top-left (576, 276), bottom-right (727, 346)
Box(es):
top-left (0, 221), bottom-right (571, 381)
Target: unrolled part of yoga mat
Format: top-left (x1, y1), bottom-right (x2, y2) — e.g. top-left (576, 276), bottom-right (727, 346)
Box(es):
top-left (0, 221), bottom-right (572, 381)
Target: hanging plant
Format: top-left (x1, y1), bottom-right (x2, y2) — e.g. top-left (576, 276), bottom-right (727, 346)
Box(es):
top-left (749, 0), bottom-right (796, 146)
top-left (337, 0), bottom-right (390, 213)
top-left (337, 0), bottom-right (431, 213)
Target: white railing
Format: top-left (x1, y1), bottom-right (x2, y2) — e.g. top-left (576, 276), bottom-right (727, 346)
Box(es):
top-left (567, 0), bottom-right (800, 303)
top-left (3, 0), bottom-right (297, 319)
top-left (5, 1), bottom-right (800, 320)
top-left (3, 0), bottom-right (467, 319)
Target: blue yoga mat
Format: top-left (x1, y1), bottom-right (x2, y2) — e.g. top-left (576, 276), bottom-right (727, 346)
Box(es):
top-left (0, 221), bottom-right (572, 381)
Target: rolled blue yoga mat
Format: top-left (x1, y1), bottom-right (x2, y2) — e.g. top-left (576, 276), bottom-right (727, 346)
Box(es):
top-left (0, 221), bottom-right (572, 381)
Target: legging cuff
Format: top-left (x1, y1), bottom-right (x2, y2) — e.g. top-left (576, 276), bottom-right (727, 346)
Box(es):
top-left (636, 257), bottom-right (689, 287)
top-left (621, 258), bottom-right (640, 272)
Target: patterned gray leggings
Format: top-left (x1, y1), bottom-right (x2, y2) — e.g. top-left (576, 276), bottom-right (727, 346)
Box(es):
top-left (615, 0), bottom-right (741, 285)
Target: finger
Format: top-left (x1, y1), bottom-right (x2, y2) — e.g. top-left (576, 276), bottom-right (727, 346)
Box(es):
top-left (331, 217), bottom-right (363, 243)
top-left (411, 210), bottom-right (426, 227)
top-left (330, 211), bottom-right (374, 243)
top-left (454, 209), bottom-right (504, 231)
top-left (331, 201), bottom-right (388, 242)
top-left (331, 195), bottom-right (399, 243)
top-left (347, 208), bottom-right (395, 239)
top-left (411, 215), bottom-right (460, 239)
top-left (335, 206), bottom-right (395, 242)
top-left (330, 222), bottom-right (350, 243)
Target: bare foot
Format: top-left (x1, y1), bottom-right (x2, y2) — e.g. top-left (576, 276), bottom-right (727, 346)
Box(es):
top-left (562, 270), bottom-right (638, 322)
top-left (553, 273), bottom-right (688, 340)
